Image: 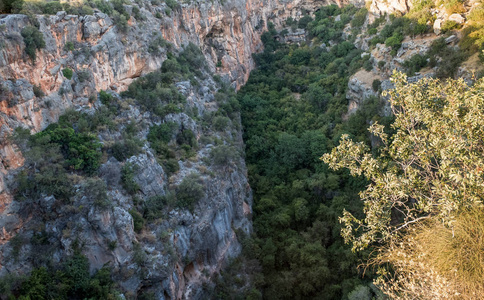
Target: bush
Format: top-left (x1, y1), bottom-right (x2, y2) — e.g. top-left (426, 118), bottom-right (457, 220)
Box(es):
top-left (84, 178), bottom-right (110, 208)
top-left (121, 163), bottom-right (140, 195)
top-left (368, 28), bottom-right (378, 35)
top-left (99, 90), bottom-right (114, 105)
top-left (62, 68), bottom-right (73, 80)
top-left (363, 58), bottom-right (373, 71)
top-left (143, 194), bottom-right (176, 220)
top-left (165, 0), bottom-right (179, 10)
top-left (162, 158), bottom-right (179, 175)
top-left (372, 79), bottom-right (381, 92)
top-left (129, 209), bottom-right (145, 232)
top-left (111, 139), bottom-right (142, 161)
top-left (351, 8), bottom-right (368, 28)
top-left (2, 252), bottom-right (117, 299)
top-left (440, 20), bottom-right (460, 33)
top-left (0, 0), bottom-right (24, 13)
top-left (38, 124), bottom-right (102, 174)
top-left (77, 70), bottom-right (90, 83)
top-left (176, 173), bottom-right (204, 211)
top-left (148, 122), bottom-right (177, 144)
top-left (298, 15), bottom-right (313, 29)
top-left (21, 26), bottom-right (45, 62)
top-left (64, 41), bottom-right (75, 52)
top-left (33, 85), bottom-right (44, 97)
top-left (212, 116), bottom-right (231, 131)
top-left (210, 145), bottom-right (237, 166)
top-left (402, 54), bottom-right (428, 76)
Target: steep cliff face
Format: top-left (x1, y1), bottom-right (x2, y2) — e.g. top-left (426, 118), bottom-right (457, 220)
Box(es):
top-left (0, 0), bottom-right (366, 191)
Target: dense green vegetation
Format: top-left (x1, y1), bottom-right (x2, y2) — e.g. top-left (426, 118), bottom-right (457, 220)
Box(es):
top-left (0, 250), bottom-right (119, 299)
top-left (13, 115), bottom-right (102, 203)
top-left (211, 6), bottom-right (392, 299)
top-left (21, 26), bottom-right (45, 62)
top-left (324, 72), bottom-right (484, 299)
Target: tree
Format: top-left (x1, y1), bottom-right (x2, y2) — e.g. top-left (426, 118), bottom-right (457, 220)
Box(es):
top-left (323, 72), bottom-right (484, 298)
top-left (21, 26), bottom-right (45, 62)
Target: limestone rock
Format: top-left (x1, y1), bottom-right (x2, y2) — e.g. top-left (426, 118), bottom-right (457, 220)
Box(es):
top-left (448, 13), bottom-right (465, 24)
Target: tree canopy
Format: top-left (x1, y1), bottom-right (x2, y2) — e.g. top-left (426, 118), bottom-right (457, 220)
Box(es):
top-left (323, 72), bottom-right (484, 298)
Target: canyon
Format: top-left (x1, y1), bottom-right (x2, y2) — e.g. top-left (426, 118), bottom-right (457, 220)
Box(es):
top-left (0, 0), bottom-right (470, 297)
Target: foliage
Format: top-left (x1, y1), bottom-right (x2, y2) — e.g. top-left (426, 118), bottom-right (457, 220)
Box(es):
top-left (323, 72), bottom-right (484, 252)
top-left (175, 173), bottom-right (204, 211)
top-left (308, 5), bottom-right (355, 43)
top-left (428, 37), bottom-right (467, 78)
top-left (351, 8), bottom-right (368, 28)
top-left (21, 26), bottom-right (45, 62)
top-left (441, 20), bottom-right (461, 33)
top-left (121, 62), bottom-right (185, 116)
top-left (0, 0), bottom-right (24, 13)
top-left (121, 162), bottom-right (140, 195)
top-left (33, 84), bottom-right (44, 97)
top-left (62, 68), bottom-right (73, 80)
top-left (402, 53), bottom-right (428, 76)
top-left (111, 138), bottom-right (142, 161)
top-left (64, 41), bottom-right (75, 52)
top-left (8, 253), bottom-right (119, 299)
top-left (142, 193), bottom-right (176, 220)
top-left (372, 79), bottom-right (381, 92)
top-left (84, 178), bottom-right (110, 208)
top-left (37, 123), bottom-right (102, 174)
top-left (233, 15), bottom-right (391, 298)
top-left (129, 209), bottom-right (145, 232)
top-left (210, 145), bottom-right (237, 166)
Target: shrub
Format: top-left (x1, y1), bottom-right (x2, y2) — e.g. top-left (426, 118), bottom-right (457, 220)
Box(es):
top-left (62, 68), bottom-right (73, 80)
top-left (121, 163), bottom-right (140, 195)
top-left (351, 8), bottom-right (368, 28)
top-left (212, 116), bottom-right (230, 131)
top-left (148, 122), bottom-right (178, 144)
top-left (176, 128), bottom-right (197, 148)
top-left (210, 145), bottom-right (236, 166)
top-left (162, 158), bottom-right (179, 175)
top-left (111, 139), bottom-right (142, 161)
top-left (77, 70), bottom-right (90, 83)
top-left (298, 15), bottom-right (313, 29)
top-left (372, 79), bottom-right (381, 92)
top-left (165, 0), bottom-right (179, 10)
top-left (368, 28), bottom-right (378, 35)
top-left (99, 90), bottom-right (114, 105)
top-left (176, 173), bottom-right (204, 211)
top-left (440, 20), bottom-right (460, 33)
top-left (64, 41), bottom-right (75, 52)
top-left (0, 0), bottom-right (24, 13)
top-left (385, 34), bottom-right (403, 55)
top-left (84, 178), bottom-right (110, 208)
top-left (21, 26), bottom-right (45, 62)
top-left (402, 54), bottom-right (428, 76)
top-left (129, 209), bottom-right (145, 232)
top-left (37, 124), bottom-right (102, 174)
top-left (363, 58), bottom-right (373, 71)
top-left (142, 194), bottom-right (175, 220)
top-left (33, 85), bottom-right (44, 97)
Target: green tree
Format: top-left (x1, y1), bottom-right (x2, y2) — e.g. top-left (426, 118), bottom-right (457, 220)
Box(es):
top-left (21, 26), bottom-right (45, 62)
top-left (323, 71), bottom-right (484, 297)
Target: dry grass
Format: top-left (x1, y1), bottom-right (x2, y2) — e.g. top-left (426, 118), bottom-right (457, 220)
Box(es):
top-left (373, 207), bottom-right (484, 299)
